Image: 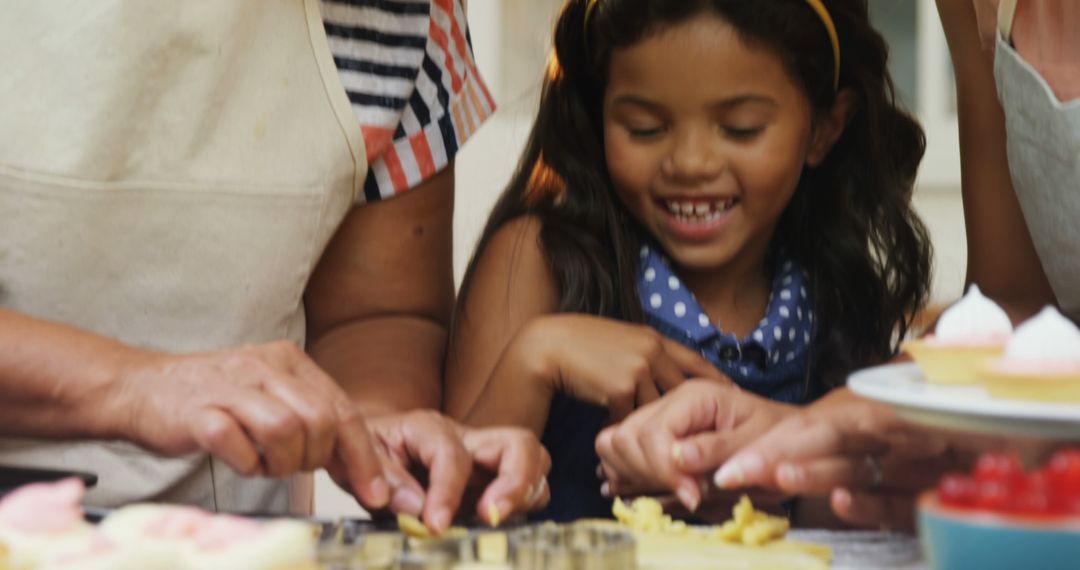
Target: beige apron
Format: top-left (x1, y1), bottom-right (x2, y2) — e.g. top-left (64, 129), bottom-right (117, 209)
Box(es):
top-left (0, 0), bottom-right (366, 513)
top-left (995, 0), bottom-right (1080, 321)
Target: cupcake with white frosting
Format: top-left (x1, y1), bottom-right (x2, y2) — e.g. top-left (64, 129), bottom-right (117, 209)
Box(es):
top-left (983, 307), bottom-right (1080, 402)
top-left (904, 285), bottom-right (1013, 384)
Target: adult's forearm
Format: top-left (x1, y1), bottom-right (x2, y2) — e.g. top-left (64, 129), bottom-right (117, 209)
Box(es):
top-left (0, 308), bottom-right (132, 440)
top-left (307, 315), bottom-right (446, 416)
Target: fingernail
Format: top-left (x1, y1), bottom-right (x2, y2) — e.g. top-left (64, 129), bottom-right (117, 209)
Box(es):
top-left (488, 500), bottom-right (509, 527)
top-left (596, 464), bottom-right (605, 479)
top-left (672, 442), bottom-right (700, 469)
top-left (600, 482), bottom-right (611, 498)
top-left (777, 464), bottom-right (804, 487)
top-left (429, 508), bottom-right (452, 534)
top-left (676, 482), bottom-right (700, 513)
top-left (833, 487), bottom-right (852, 511)
top-left (714, 454), bottom-right (764, 489)
top-left (530, 478), bottom-right (547, 505)
top-left (394, 487), bottom-right (425, 516)
top-left (368, 476), bottom-right (390, 506)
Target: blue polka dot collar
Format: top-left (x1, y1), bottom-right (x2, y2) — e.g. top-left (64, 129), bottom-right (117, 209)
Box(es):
top-left (636, 244), bottom-right (814, 372)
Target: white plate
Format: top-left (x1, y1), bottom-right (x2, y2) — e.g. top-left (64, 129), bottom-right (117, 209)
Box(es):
top-left (848, 363), bottom-right (1080, 440)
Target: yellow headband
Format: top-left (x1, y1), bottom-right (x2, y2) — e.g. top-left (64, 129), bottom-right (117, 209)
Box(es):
top-left (584, 0), bottom-right (841, 89)
top-left (804, 0), bottom-right (841, 89)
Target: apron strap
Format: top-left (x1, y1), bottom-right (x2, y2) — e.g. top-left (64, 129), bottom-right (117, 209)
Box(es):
top-left (998, 0), bottom-right (1019, 42)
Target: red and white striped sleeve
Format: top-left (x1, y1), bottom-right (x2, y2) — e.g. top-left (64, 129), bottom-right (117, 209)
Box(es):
top-left (321, 0), bottom-right (495, 203)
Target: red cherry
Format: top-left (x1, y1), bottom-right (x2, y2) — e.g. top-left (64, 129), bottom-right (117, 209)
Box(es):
top-left (1014, 485), bottom-right (1053, 515)
top-left (973, 452), bottom-right (1026, 490)
top-left (974, 480), bottom-right (1014, 512)
top-left (1046, 448), bottom-right (1080, 498)
top-left (938, 473), bottom-right (978, 507)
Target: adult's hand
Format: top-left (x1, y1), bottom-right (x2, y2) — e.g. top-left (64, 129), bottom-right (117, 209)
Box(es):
top-left (331, 412), bottom-right (550, 533)
top-left (116, 341), bottom-right (391, 508)
top-left (595, 380), bottom-right (792, 511)
top-left (712, 389), bottom-right (972, 531)
top-left (460, 426), bottom-right (552, 524)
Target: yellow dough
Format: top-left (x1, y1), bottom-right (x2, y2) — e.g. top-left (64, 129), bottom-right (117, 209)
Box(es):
top-left (396, 513), bottom-right (434, 539)
top-left (610, 496), bottom-right (832, 570)
top-left (386, 497), bottom-right (830, 569)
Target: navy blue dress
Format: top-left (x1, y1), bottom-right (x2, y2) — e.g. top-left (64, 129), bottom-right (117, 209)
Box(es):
top-left (532, 244), bottom-right (819, 521)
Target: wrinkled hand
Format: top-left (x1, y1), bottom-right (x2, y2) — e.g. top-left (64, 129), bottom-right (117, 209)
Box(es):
top-left (330, 412), bottom-right (550, 533)
top-left (117, 341), bottom-right (391, 508)
top-left (712, 392), bottom-right (972, 531)
top-left (531, 315), bottom-right (728, 422)
top-left (595, 380), bottom-right (792, 511)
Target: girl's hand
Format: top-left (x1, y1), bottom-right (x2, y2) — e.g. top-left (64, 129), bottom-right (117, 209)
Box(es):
top-left (594, 380), bottom-right (793, 511)
top-left (528, 315), bottom-right (729, 421)
top-left (712, 390), bottom-right (970, 531)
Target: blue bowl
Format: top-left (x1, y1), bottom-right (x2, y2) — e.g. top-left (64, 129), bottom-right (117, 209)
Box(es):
top-left (919, 493), bottom-right (1080, 570)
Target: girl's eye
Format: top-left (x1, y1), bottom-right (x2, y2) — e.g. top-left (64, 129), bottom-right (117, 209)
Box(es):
top-left (724, 126), bottom-right (764, 140)
top-left (626, 125), bottom-right (666, 138)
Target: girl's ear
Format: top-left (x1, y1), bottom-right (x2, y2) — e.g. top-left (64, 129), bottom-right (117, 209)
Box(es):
top-left (806, 88), bottom-right (858, 167)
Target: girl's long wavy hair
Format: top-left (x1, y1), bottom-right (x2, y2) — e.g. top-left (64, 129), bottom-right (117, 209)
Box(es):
top-left (458, 0), bottom-right (932, 390)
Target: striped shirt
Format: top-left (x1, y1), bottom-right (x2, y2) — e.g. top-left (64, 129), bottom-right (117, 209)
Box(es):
top-left (320, 0), bottom-right (494, 202)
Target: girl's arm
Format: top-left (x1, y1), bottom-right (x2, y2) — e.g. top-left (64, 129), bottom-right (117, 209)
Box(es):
top-left (445, 217), bottom-right (726, 436)
top-left (936, 0), bottom-right (1056, 323)
top-left (444, 216), bottom-right (562, 427)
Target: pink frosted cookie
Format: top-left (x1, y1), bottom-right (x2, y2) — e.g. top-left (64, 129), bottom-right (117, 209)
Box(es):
top-left (37, 534), bottom-right (145, 570)
top-left (179, 514), bottom-right (318, 570)
top-left (96, 503), bottom-right (212, 568)
top-left (0, 478), bottom-right (93, 569)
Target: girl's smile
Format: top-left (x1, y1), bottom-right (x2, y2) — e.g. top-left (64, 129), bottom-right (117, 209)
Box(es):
top-left (658, 195), bottom-right (739, 242)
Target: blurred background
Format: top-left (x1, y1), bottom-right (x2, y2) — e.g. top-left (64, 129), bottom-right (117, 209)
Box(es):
top-left (454, 0), bottom-right (965, 300)
top-left (317, 0), bottom-right (967, 517)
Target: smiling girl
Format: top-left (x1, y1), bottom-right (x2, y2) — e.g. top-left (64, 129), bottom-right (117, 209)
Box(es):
top-left (445, 0), bottom-right (932, 522)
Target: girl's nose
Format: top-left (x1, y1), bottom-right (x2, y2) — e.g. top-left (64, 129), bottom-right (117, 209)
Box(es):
top-left (661, 127), bottom-right (724, 183)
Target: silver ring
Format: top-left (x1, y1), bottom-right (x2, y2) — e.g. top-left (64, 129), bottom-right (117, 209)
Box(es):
top-left (865, 455), bottom-right (884, 490)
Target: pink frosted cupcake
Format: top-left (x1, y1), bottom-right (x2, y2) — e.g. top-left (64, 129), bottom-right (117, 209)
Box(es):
top-left (983, 307), bottom-right (1080, 403)
top-left (904, 285), bottom-right (1013, 384)
top-left (0, 478), bottom-right (93, 569)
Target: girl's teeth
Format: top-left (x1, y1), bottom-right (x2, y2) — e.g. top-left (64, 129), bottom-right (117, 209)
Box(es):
top-left (664, 199), bottom-right (735, 220)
